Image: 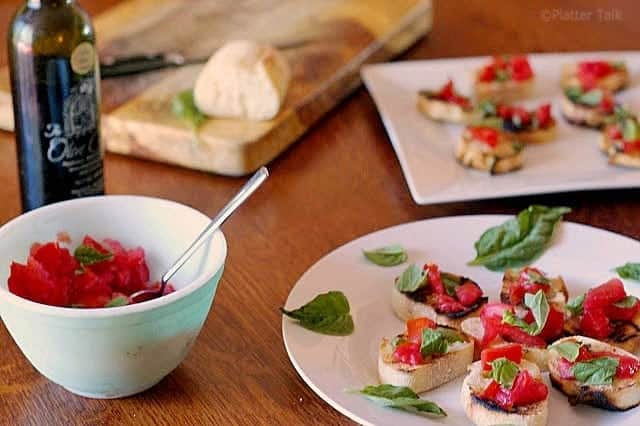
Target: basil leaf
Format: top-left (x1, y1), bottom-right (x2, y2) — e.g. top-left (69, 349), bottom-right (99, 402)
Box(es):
top-left (490, 358), bottom-right (519, 388)
top-left (479, 100), bottom-right (497, 116)
top-left (523, 290), bottom-right (550, 336)
top-left (355, 384), bottom-right (447, 417)
top-left (74, 244), bottom-right (113, 266)
top-left (172, 89), bottom-right (207, 130)
top-left (496, 69), bottom-right (510, 82)
top-left (565, 87), bottom-right (583, 101)
top-left (281, 291), bottom-right (354, 336)
top-left (615, 262), bottom-right (640, 281)
top-left (613, 295), bottom-right (639, 308)
top-left (502, 310), bottom-right (536, 334)
top-left (469, 205), bottom-right (571, 271)
top-left (105, 295), bottom-right (130, 308)
top-left (420, 327), bottom-right (463, 357)
top-left (623, 118), bottom-right (640, 142)
top-left (572, 357), bottom-right (619, 385)
top-left (579, 89), bottom-right (603, 106)
top-left (611, 61), bottom-right (625, 70)
top-left (363, 245), bottom-right (407, 267)
top-left (551, 341), bottom-right (580, 362)
top-left (441, 272), bottom-right (461, 296)
top-left (396, 264), bottom-right (426, 293)
top-left (566, 294), bottom-right (584, 316)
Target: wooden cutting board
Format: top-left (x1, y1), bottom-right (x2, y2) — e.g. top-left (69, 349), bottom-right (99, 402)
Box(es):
top-left (0, 0), bottom-right (432, 176)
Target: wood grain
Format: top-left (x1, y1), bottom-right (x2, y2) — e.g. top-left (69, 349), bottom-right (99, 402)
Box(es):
top-left (0, 0), bottom-right (432, 176)
top-left (0, 0), bottom-right (640, 425)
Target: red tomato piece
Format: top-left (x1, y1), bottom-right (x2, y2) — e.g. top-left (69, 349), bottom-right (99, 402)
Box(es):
top-left (556, 358), bottom-right (575, 379)
top-left (616, 355), bottom-right (640, 379)
top-left (605, 298), bottom-right (640, 321)
top-left (406, 317), bottom-right (436, 343)
top-left (510, 106), bottom-right (531, 127)
top-left (599, 94), bottom-right (615, 114)
top-left (510, 56), bottom-right (534, 81)
top-left (392, 342), bottom-right (423, 366)
top-left (537, 307), bottom-right (565, 342)
top-left (606, 124), bottom-right (623, 140)
top-left (481, 343), bottom-right (524, 370)
top-left (535, 103), bottom-right (552, 127)
top-left (456, 281), bottom-right (483, 307)
top-left (623, 141), bottom-right (640, 154)
top-left (434, 294), bottom-right (466, 313)
top-left (584, 278), bottom-right (627, 310)
top-left (497, 323), bottom-right (546, 347)
top-left (480, 380), bottom-right (501, 400)
top-left (437, 80), bottom-right (455, 100)
top-left (497, 104), bottom-right (513, 119)
top-left (580, 307), bottom-right (612, 339)
top-left (70, 268), bottom-right (113, 308)
top-left (425, 263), bottom-right (445, 295)
top-left (31, 242), bottom-right (79, 279)
top-left (478, 64), bottom-right (496, 82)
top-left (470, 126), bottom-right (500, 147)
top-left (509, 370), bottom-right (548, 406)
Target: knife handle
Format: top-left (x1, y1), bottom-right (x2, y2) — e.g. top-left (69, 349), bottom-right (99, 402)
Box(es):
top-left (100, 53), bottom-right (186, 79)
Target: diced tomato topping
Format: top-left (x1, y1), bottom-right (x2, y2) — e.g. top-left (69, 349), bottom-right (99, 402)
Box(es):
top-left (481, 343), bottom-right (524, 370)
top-left (455, 281), bottom-right (483, 307)
top-left (617, 355), bottom-right (640, 379)
top-left (509, 370), bottom-right (548, 406)
top-left (392, 342), bottom-right (423, 366)
top-left (470, 126), bottom-right (500, 147)
top-left (584, 278), bottom-right (626, 309)
top-left (605, 298), bottom-right (640, 321)
top-left (510, 56), bottom-right (534, 81)
top-left (498, 322), bottom-right (546, 347)
top-left (535, 103), bottom-right (552, 127)
top-left (480, 370), bottom-right (547, 410)
top-left (438, 80), bottom-right (454, 99)
top-left (623, 141), bottom-right (640, 154)
top-left (580, 307), bottom-right (612, 340)
top-left (424, 263), bottom-right (445, 295)
top-left (606, 124), bottom-right (623, 140)
top-left (577, 61), bottom-right (614, 89)
top-left (497, 104), bottom-right (512, 119)
top-left (434, 79), bottom-right (471, 109)
top-left (599, 94), bottom-right (615, 114)
top-left (557, 357), bottom-right (575, 379)
top-left (479, 303), bottom-right (546, 347)
top-left (434, 294), bottom-right (466, 313)
top-left (478, 64), bottom-right (496, 82)
top-left (406, 317), bottom-right (436, 343)
top-left (536, 307), bottom-right (565, 341)
top-left (509, 267), bottom-right (549, 305)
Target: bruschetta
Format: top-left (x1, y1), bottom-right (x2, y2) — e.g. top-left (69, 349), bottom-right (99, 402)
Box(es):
top-left (391, 262), bottom-right (488, 329)
top-left (378, 317), bottom-right (474, 393)
top-left (600, 108), bottom-right (640, 169)
top-left (561, 60), bottom-right (628, 93)
top-left (548, 336), bottom-right (640, 411)
top-left (501, 267), bottom-right (568, 309)
top-left (478, 102), bottom-right (556, 144)
top-left (474, 55), bottom-right (534, 103)
top-left (455, 126), bottom-right (524, 174)
top-left (417, 79), bottom-right (480, 124)
top-left (563, 278), bottom-right (640, 356)
top-left (461, 294), bottom-right (565, 370)
top-left (461, 344), bottom-right (549, 426)
top-left (561, 86), bottom-right (617, 129)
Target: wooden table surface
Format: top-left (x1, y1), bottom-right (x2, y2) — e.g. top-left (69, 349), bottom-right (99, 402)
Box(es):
top-left (1, 0), bottom-right (639, 424)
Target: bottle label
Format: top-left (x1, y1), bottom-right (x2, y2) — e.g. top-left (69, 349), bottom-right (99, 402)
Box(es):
top-left (71, 42), bottom-right (95, 75)
top-left (43, 76), bottom-right (103, 197)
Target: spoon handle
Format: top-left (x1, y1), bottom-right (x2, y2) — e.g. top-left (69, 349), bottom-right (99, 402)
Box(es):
top-left (160, 167), bottom-right (269, 287)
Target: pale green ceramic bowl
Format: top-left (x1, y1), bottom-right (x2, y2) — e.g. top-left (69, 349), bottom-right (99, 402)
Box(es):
top-left (0, 196), bottom-right (226, 398)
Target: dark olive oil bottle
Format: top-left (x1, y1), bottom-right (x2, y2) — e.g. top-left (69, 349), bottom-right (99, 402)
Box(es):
top-left (8, 0), bottom-right (104, 212)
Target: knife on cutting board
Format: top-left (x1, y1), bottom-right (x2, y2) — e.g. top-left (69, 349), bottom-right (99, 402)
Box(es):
top-left (100, 39), bottom-right (311, 79)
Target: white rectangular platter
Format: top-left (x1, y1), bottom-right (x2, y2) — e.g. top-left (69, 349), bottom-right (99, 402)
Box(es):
top-left (361, 52), bottom-right (640, 205)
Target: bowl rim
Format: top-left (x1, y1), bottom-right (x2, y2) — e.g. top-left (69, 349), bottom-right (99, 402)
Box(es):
top-left (0, 195), bottom-right (227, 318)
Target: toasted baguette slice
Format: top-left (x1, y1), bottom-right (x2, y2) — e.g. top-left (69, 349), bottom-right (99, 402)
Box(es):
top-left (599, 128), bottom-right (640, 169)
top-left (561, 94), bottom-right (613, 129)
top-left (417, 92), bottom-right (481, 124)
top-left (455, 127), bottom-right (524, 174)
top-left (500, 268), bottom-right (569, 308)
top-left (391, 285), bottom-right (487, 330)
top-left (474, 78), bottom-right (534, 104)
top-left (378, 333), bottom-right (474, 393)
top-left (461, 359), bottom-right (548, 426)
top-left (460, 317), bottom-right (550, 370)
top-left (561, 63), bottom-right (628, 93)
top-left (563, 313), bottom-right (640, 356)
top-left (548, 336), bottom-right (640, 411)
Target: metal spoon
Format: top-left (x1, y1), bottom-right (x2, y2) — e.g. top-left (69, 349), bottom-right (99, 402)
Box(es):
top-left (130, 167), bottom-right (269, 303)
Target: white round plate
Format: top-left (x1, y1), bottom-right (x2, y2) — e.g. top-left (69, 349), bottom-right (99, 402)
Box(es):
top-left (282, 215), bottom-right (640, 426)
